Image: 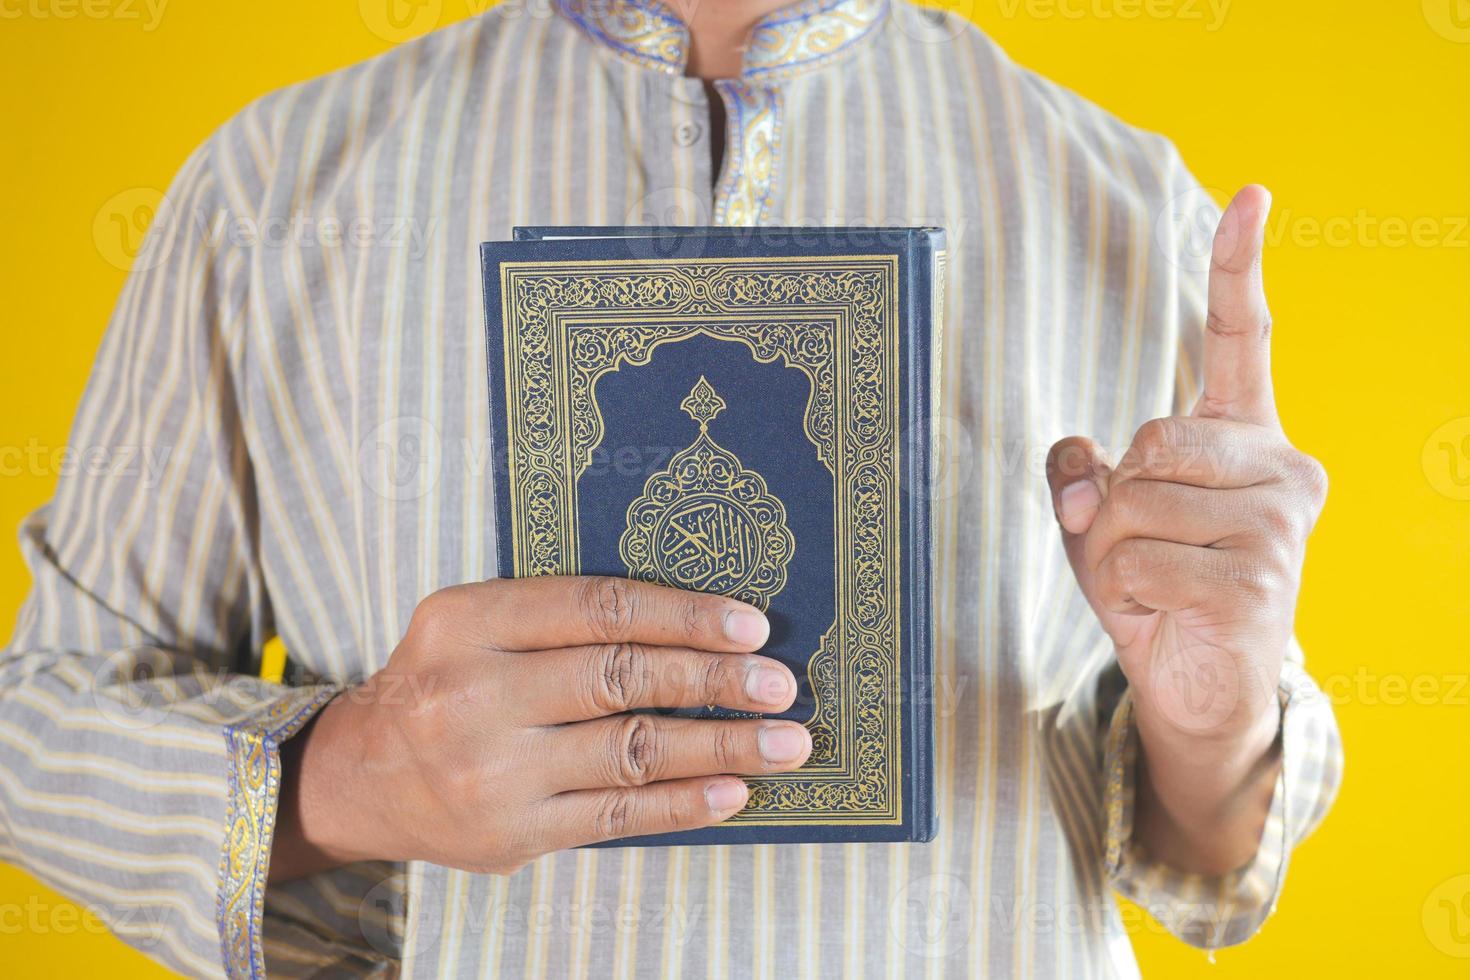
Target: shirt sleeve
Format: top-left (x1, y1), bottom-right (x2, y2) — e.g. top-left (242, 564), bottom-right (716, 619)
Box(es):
top-left (0, 130), bottom-right (384, 978)
top-left (1101, 644), bottom-right (1343, 947)
top-left (1098, 151), bottom-right (1344, 948)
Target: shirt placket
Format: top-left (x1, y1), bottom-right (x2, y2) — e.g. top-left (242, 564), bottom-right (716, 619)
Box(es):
top-left (637, 75), bottom-right (716, 226)
top-left (712, 80), bottom-right (783, 227)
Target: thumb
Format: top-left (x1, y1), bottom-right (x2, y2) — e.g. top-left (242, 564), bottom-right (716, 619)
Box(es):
top-left (1046, 435), bottom-right (1113, 611)
top-left (1046, 436), bottom-right (1111, 539)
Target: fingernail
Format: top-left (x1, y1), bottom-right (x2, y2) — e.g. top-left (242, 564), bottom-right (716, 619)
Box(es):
top-left (705, 779), bottom-right (748, 814)
top-left (758, 723), bottom-right (810, 765)
top-left (745, 665), bottom-right (794, 707)
top-left (723, 608), bottom-right (769, 648)
top-left (1056, 480), bottom-right (1102, 534)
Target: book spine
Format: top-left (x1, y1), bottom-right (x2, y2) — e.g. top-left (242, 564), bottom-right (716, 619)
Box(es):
top-left (908, 228), bottom-right (947, 843)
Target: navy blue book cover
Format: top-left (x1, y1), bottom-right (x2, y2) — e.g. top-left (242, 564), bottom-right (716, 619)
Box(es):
top-left (482, 227), bottom-right (944, 845)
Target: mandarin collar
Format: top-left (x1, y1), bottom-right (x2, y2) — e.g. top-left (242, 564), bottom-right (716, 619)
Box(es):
top-left (555, 0), bottom-right (890, 82)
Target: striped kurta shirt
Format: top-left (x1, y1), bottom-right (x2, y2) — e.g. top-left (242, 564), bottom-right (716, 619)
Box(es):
top-left (0, 1), bottom-right (1342, 977)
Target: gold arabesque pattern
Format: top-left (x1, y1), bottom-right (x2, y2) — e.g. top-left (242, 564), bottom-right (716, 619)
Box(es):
top-left (620, 377), bottom-right (795, 611)
top-left (497, 255), bottom-right (903, 824)
top-left (219, 686), bottom-right (338, 979)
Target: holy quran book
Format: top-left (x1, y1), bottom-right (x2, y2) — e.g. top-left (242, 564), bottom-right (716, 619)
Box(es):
top-left (481, 226), bottom-right (944, 845)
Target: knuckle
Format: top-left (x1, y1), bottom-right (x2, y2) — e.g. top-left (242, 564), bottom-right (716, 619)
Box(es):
top-left (681, 595), bottom-right (711, 645)
top-left (1197, 390), bottom-right (1239, 420)
top-left (1097, 544), bottom-right (1141, 605)
top-left (1258, 312), bottom-right (1275, 342)
top-left (1242, 482), bottom-right (1297, 542)
top-left (1205, 308), bottom-right (1245, 339)
top-left (1257, 501), bottom-right (1298, 542)
top-left (578, 576), bottom-right (638, 642)
top-left (1111, 540), bottom-right (1147, 588)
top-left (1129, 418), bottom-right (1188, 473)
top-left (697, 655), bottom-right (730, 707)
top-left (1108, 479), bottom-right (1152, 530)
top-left (592, 789), bottom-right (637, 840)
top-left (663, 786), bottom-right (696, 830)
top-left (408, 588), bottom-right (457, 643)
top-left (1292, 451), bottom-right (1330, 510)
top-left (589, 643), bottom-right (646, 714)
top-left (711, 725), bottom-right (740, 772)
top-left (1220, 552), bottom-right (1273, 601)
top-left (612, 714), bottom-right (660, 785)
top-left (1206, 305), bottom-right (1272, 343)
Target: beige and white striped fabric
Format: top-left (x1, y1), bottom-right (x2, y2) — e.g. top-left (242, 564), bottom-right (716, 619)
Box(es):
top-left (0, 1), bottom-right (1342, 977)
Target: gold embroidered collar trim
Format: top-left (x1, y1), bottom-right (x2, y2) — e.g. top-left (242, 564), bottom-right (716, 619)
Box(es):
top-left (555, 0), bottom-right (889, 81)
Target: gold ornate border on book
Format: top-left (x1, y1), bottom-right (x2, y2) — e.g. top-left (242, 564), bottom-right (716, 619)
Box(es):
top-left (498, 255), bottom-right (902, 825)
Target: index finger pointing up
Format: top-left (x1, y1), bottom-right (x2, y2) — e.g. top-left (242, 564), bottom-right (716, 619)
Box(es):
top-left (1197, 184), bottom-right (1281, 428)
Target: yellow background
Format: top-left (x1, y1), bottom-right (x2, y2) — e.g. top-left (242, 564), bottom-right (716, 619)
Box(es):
top-left (1, 1), bottom-right (1466, 976)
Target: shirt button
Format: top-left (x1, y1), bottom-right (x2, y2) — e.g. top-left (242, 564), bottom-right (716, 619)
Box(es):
top-left (674, 121), bottom-right (702, 146)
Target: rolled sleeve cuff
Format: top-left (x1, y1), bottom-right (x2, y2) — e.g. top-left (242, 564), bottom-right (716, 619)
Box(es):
top-left (1103, 665), bottom-right (1324, 948)
top-left (218, 684), bottom-right (340, 979)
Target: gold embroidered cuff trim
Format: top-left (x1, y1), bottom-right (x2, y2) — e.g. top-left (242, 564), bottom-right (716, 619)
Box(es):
top-left (218, 685), bottom-right (339, 979)
top-left (1103, 684), bottom-right (1294, 948)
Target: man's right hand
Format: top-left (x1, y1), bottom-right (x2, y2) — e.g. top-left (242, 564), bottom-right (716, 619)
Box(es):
top-left (271, 576), bottom-right (810, 879)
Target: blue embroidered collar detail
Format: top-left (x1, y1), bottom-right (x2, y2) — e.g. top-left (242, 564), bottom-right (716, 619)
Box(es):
top-left (555, 0), bottom-right (890, 81)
